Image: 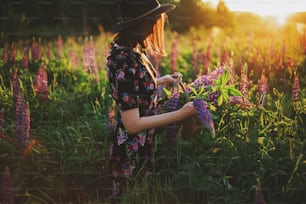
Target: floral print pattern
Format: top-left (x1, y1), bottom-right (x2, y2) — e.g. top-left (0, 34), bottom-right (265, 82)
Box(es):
top-left (107, 43), bottom-right (157, 198)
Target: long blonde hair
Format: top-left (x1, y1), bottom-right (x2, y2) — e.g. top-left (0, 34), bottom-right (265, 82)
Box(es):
top-left (143, 13), bottom-right (167, 56)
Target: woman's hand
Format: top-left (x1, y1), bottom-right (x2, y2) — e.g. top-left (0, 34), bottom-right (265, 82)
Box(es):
top-left (157, 72), bottom-right (182, 86)
top-left (179, 101), bottom-right (198, 117)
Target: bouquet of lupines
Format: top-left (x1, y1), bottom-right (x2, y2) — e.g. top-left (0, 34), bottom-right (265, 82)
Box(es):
top-left (161, 65), bottom-right (242, 140)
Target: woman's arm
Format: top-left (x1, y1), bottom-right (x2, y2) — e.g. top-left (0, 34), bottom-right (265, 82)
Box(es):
top-left (121, 102), bottom-right (197, 134)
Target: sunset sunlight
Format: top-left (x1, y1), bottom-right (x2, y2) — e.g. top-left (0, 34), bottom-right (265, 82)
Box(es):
top-left (205, 0), bottom-right (306, 25)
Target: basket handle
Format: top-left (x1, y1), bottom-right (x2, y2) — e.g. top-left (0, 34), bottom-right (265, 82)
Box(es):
top-left (173, 74), bottom-right (190, 102)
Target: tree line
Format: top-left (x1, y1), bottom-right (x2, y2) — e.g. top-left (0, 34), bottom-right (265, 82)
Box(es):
top-left (0, 0), bottom-right (234, 38)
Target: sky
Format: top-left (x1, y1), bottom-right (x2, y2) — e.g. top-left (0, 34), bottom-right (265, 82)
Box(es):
top-left (205, 0), bottom-right (306, 24)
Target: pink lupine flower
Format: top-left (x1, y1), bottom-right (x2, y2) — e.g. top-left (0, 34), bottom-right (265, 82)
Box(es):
top-left (259, 71), bottom-right (269, 106)
top-left (34, 65), bottom-right (49, 100)
top-left (240, 63), bottom-right (249, 99)
top-left (56, 35), bottom-right (63, 58)
top-left (2, 47), bottom-right (8, 64)
top-left (292, 71), bottom-right (300, 101)
top-left (170, 32), bottom-right (179, 73)
top-left (46, 43), bottom-right (53, 60)
top-left (31, 37), bottom-right (42, 61)
top-left (2, 166), bottom-right (14, 204)
top-left (228, 58), bottom-right (235, 84)
top-left (9, 43), bottom-right (17, 64)
top-left (23, 46), bottom-right (29, 68)
top-left (192, 35), bottom-right (199, 77)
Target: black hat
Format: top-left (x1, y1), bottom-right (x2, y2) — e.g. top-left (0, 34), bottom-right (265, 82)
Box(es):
top-left (113, 0), bottom-right (175, 32)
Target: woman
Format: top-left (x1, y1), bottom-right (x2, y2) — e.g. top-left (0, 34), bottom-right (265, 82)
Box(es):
top-left (106, 0), bottom-right (198, 199)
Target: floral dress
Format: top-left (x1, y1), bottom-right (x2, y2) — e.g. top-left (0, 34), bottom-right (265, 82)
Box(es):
top-left (106, 43), bottom-right (158, 197)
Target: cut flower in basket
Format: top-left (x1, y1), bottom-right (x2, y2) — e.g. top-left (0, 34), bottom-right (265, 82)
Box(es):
top-left (161, 65), bottom-right (243, 140)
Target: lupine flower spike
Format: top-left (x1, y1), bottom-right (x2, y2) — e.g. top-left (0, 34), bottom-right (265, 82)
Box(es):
top-left (56, 35), bottom-right (63, 58)
top-left (34, 65), bottom-right (49, 100)
top-left (292, 70), bottom-right (300, 102)
top-left (240, 63), bottom-right (249, 100)
top-left (166, 85), bottom-right (181, 145)
top-left (259, 70), bottom-right (268, 106)
top-left (192, 35), bottom-right (199, 77)
top-left (2, 166), bottom-right (14, 204)
top-left (193, 99), bottom-right (215, 138)
top-left (170, 32), bottom-right (178, 73)
top-left (23, 46), bottom-right (29, 68)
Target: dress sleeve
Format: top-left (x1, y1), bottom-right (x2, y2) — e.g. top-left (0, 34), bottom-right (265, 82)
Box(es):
top-left (115, 51), bottom-right (143, 111)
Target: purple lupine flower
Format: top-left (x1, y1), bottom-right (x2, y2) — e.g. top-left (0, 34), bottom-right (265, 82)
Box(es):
top-left (23, 46), bottom-right (29, 68)
top-left (259, 71), bottom-right (268, 106)
top-left (31, 37), bottom-right (42, 61)
top-left (56, 35), bottom-right (63, 58)
top-left (166, 86), bottom-right (180, 145)
top-left (34, 65), bottom-right (49, 100)
top-left (192, 36), bottom-right (199, 77)
top-left (13, 71), bottom-right (30, 146)
top-left (166, 86), bottom-right (180, 112)
top-left (240, 64), bottom-right (249, 99)
top-left (12, 70), bottom-right (21, 100)
top-left (292, 71), bottom-right (300, 101)
top-left (2, 166), bottom-right (14, 204)
top-left (170, 32), bottom-right (179, 73)
top-left (193, 99), bottom-right (215, 138)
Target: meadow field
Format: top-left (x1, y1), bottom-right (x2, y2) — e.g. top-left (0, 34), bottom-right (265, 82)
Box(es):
top-left (0, 21), bottom-right (306, 203)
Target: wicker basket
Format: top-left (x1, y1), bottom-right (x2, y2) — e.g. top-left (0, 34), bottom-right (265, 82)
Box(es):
top-left (158, 77), bottom-right (203, 142)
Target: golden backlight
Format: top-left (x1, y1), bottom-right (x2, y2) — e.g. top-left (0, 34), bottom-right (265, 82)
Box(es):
top-left (205, 0), bottom-right (306, 25)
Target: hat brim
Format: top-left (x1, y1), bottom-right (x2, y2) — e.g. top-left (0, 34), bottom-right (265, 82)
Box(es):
top-left (112, 4), bottom-right (175, 33)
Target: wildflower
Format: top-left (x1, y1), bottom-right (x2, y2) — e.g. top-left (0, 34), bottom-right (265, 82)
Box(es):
top-left (166, 86), bottom-right (180, 112)
top-left (193, 99), bottom-right (215, 138)
top-left (240, 63), bottom-right (249, 99)
top-left (22, 46), bottom-right (29, 68)
top-left (34, 65), bottom-right (49, 100)
top-left (9, 43), bottom-right (17, 64)
top-left (166, 86), bottom-right (180, 145)
top-left (56, 35), bottom-right (63, 58)
top-left (193, 35), bottom-right (199, 77)
top-left (170, 32), bottom-right (179, 73)
top-left (2, 47), bottom-right (8, 64)
top-left (292, 71), bottom-right (300, 101)
top-left (2, 166), bottom-right (14, 204)
top-left (46, 43), bottom-right (53, 60)
top-left (31, 37), bottom-right (42, 61)
top-left (259, 71), bottom-right (268, 106)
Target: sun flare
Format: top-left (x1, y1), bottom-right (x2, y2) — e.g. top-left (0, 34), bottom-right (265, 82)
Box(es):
top-left (205, 0), bottom-right (306, 25)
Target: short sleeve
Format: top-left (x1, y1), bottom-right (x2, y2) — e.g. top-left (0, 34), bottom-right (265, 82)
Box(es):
top-left (115, 52), bottom-right (143, 111)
